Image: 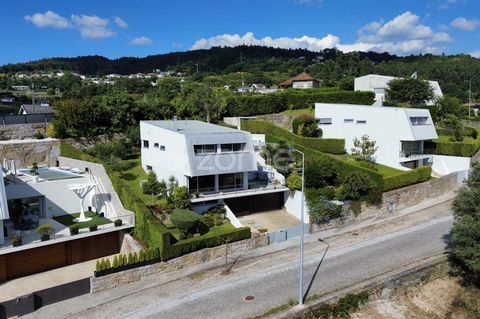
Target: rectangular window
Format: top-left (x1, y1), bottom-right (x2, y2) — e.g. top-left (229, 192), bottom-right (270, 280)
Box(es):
top-left (153, 143), bottom-right (159, 148)
top-left (409, 117), bottom-right (429, 126)
top-left (160, 146), bottom-right (166, 151)
top-left (143, 140), bottom-right (149, 148)
top-left (146, 165), bottom-right (152, 171)
top-left (319, 118), bottom-right (332, 125)
top-left (344, 119), bottom-right (354, 123)
top-left (356, 120), bottom-right (367, 124)
top-left (219, 173), bottom-right (244, 191)
top-left (194, 144), bottom-right (216, 155)
top-left (220, 143), bottom-right (246, 153)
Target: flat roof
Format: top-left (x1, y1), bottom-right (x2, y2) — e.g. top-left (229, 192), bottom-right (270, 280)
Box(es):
top-left (141, 120), bottom-right (241, 135)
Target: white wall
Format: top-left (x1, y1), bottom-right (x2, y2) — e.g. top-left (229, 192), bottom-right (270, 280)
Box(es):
top-left (283, 190), bottom-right (310, 223)
top-left (431, 155), bottom-right (471, 176)
top-left (0, 220), bottom-right (3, 244)
top-left (140, 122), bottom-right (191, 185)
top-left (224, 204), bottom-right (243, 228)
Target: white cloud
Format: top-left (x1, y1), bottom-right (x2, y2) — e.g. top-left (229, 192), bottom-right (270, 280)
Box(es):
top-left (191, 32), bottom-right (340, 52)
top-left (172, 42), bottom-right (183, 48)
top-left (470, 51), bottom-right (480, 58)
top-left (451, 17), bottom-right (480, 31)
top-left (71, 14), bottom-right (115, 39)
top-left (129, 36), bottom-right (152, 45)
top-left (24, 11), bottom-right (69, 29)
top-left (438, 0), bottom-right (463, 10)
top-left (114, 17), bottom-right (128, 28)
top-left (191, 12), bottom-right (452, 56)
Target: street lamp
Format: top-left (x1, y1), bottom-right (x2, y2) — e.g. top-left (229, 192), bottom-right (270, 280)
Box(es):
top-left (293, 148), bottom-right (305, 305)
top-left (194, 64), bottom-right (199, 74)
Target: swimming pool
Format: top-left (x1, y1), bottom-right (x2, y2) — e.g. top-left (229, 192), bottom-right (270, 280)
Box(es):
top-left (18, 167), bottom-right (82, 181)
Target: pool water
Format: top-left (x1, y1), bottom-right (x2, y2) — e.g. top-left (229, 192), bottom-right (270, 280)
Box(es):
top-left (18, 167), bottom-right (82, 181)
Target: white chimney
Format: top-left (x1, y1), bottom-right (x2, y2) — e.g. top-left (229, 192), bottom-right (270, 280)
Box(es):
top-left (172, 116), bottom-right (178, 131)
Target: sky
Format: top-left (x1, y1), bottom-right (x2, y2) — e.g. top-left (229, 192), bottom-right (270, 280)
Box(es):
top-left (1, 0), bottom-right (480, 65)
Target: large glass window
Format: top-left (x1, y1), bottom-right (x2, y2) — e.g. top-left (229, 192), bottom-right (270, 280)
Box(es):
top-left (219, 173), bottom-right (244, 191)
top-left (189, 175), bottom-right (216, 193)
top-left (410, 117), bottom-right (429, 126)
top-left (194, 144), bottom-right (216, 155)
top-left (401, 141), bottom-right (423, 157)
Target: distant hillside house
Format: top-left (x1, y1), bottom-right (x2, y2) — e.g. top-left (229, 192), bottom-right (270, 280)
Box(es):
top-left (279, 72), bottom-right (320, 89)
top-left (354, 74), bottom-right (443, 105)
top-left (19, 103), bottom-right (53, 115)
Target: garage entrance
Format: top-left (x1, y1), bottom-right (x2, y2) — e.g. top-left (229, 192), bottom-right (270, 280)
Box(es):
top-left (224, 192), bottom-right (284, 216)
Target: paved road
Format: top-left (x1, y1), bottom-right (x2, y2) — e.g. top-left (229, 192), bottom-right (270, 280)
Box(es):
top-left (55, 214), bottom-right (452, 319)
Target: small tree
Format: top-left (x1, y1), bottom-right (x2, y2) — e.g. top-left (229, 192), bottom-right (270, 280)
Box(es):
top-left (142, 171), bottom-right (161, 195)
top-left (443, 114), bottom-right (464, 142)
top-left (286, 171), bottom-right (302, 191)
top-left (112, 255), bottom-right (119, 268)
top-left (351, 135), bottom-right (378, 167)
top-left (172, 186), bottom-right (191, 209)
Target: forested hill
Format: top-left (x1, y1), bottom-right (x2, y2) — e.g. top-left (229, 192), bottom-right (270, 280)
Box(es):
top-left (1, 45), bottom-right (479, 100)
top-left (0, 46), bottom-right (395, 75)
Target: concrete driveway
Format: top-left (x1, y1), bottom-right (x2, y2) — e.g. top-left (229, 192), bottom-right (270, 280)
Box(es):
top-left (237, 209), bottom-right (300, 232)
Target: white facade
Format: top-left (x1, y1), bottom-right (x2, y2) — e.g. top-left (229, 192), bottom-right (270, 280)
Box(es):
top-left (354, 74), bottom-right (443, 105)
top-left (140, 120), bottom-right (258, 195)
top-left (315, 102), bottom-right (438, 170)
top-left (292, 80), bottom-right (320, 89)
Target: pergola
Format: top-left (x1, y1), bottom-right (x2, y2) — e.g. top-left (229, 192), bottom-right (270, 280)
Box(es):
top-left (68, 182), bottom-right (97, 222)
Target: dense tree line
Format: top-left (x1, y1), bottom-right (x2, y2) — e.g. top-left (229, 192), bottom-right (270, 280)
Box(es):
top-left (1, 46), bottom-right (478, 101)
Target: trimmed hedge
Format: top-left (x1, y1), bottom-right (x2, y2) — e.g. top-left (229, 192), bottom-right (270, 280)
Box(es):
top-left (383, 165), bottom-right (432, 192)
top-left (241, 120), bottom-right (345, 155)
top-left (226, 90), bottom-right (375, 116)
top-left (265, 134), bottom-right (385, 190)
top-left (425, 139), bottom-right (480, 157)
top-left (161, 227), bottom-right (252, 260)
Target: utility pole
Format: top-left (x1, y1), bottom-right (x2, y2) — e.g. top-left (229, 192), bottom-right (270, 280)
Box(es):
top-left (466, 80), bottom-right (472, 118)
top-left (31, 81), bottom-right (35, 114)
top-left (293, 149), bottom-right (305, 306)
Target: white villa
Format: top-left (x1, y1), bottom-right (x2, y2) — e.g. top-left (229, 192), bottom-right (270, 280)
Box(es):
top-left (354, 74), bottom-right (443, 105)
top-left (315, 102), bottom-right (438, 170)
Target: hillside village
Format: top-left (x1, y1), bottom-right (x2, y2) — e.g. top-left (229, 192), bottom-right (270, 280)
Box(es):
top-left (0, 44), bottom-right (480, 318)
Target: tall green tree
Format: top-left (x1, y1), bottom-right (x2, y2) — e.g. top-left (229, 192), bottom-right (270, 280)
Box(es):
top-left (451, 165), bottom-right (480, 284)
top-left (385, 77), bottom-right (435, 105)
top-left (101, 88), bottom-right (138, 131)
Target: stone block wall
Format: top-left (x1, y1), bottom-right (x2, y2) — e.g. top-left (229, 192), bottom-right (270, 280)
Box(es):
top-left (0, 123), bottom-right (47, 140)
top-left (90, 234), bottom-right (269, 293)
top-left (0, 138), bottom-right (60, 167)
top-left (224, 114), bottom-right (299, 131)
top-left (312, 171), bottom-right (463, 232)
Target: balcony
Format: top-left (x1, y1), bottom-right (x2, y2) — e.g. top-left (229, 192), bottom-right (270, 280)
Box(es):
top-left (399, 150), bottom-right (432, 162)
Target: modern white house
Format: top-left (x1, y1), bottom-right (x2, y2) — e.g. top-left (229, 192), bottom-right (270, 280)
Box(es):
top-left (140, 119), bottom-right (264, 195)
top-left (354, 74), bottom-right (443, 105)
top-left (315, 102), bottom-right (438, 170)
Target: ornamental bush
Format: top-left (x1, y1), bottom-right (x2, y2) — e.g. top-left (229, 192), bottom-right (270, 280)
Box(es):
top-left (171, 209), bottom-right (200, 234)
top-left (286, 171), bottom-right (302, 191)
top-left (341, 172), bottom-right (374, 201)
top-left (305, 190), bottom-right (342, 224)
top-left (292, 115), bottom-right (321, 137)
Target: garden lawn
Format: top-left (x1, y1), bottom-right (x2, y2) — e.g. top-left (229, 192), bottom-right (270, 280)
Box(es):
top-left (334, 154), bottom-right (403, 178)
top-left (434, 135), bottom-right (477, 143)
top-left (52, 211), bottom-right (112, 229)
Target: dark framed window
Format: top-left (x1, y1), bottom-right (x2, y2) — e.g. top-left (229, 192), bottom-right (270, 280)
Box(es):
top-left (143, 140), bottom-right (149, 148)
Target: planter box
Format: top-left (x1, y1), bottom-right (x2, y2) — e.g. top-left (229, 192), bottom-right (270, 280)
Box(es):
top-left (94, 257), bottom-right (161, 277)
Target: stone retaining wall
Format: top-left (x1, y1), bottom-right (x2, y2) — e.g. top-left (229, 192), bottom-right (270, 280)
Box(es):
top-left (0, 138), bottom-right (59, 167)
top-left (224, 114), bottom-right (299, 131)
top-left (90, 234), bottom-right (269, 293)
top-left (312, 171), bottom-right (464, 232)
top-left (276, 256), bottom-right (448, 319)
top-left (0, 123), bottom-right (47, 140)
top-left (64, 133), bottom-right (124, 151)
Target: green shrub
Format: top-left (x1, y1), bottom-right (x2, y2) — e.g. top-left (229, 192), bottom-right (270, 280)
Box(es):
top-left (319, 186), bottom-right (336, 200)
top-left (100, 259), bottom-right (106, 271)
top-left (128, 252), bottom-right (133, 265)
top-left (33, 129), bottom-right (44, 139)
top-left (133, 252), bottom-right (138, 263)
top-left (112, 255), bottom-right (119, 268)
top-left (171, 186), bottom-right (192, 209)
top-left (88, 140), bottom-right (130, 161)
top-left (305, 190), bottom-right (342, 224)
top-left (292, 114), bottom-right (321, 137)
top-left (170, 209), bottom-right (200, 234)
top-left (123, 254), bottom-right (127, 266)
top-left (241, 120), bottom-right (344, 155)
top-left (142, 171), bottom-right (161, 195)
top-left (118, 254), bottom-right (124, 267)
top-left (105, 258), bottom-right (111, 270)
top-left (341, 172), bottom-right (374, 201)
top-left (286, 171), bottom-right (302, 191)
top-left (139, 250), bottom-right (145, 262)
top-left (305, 157), bottom-right (338, 188)
top-left (96, 260), bottom-right (102, 272)
top-left (425, 138), bottom-right (480, 157)
top-left (383, 165), bottom-right (432, 191)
